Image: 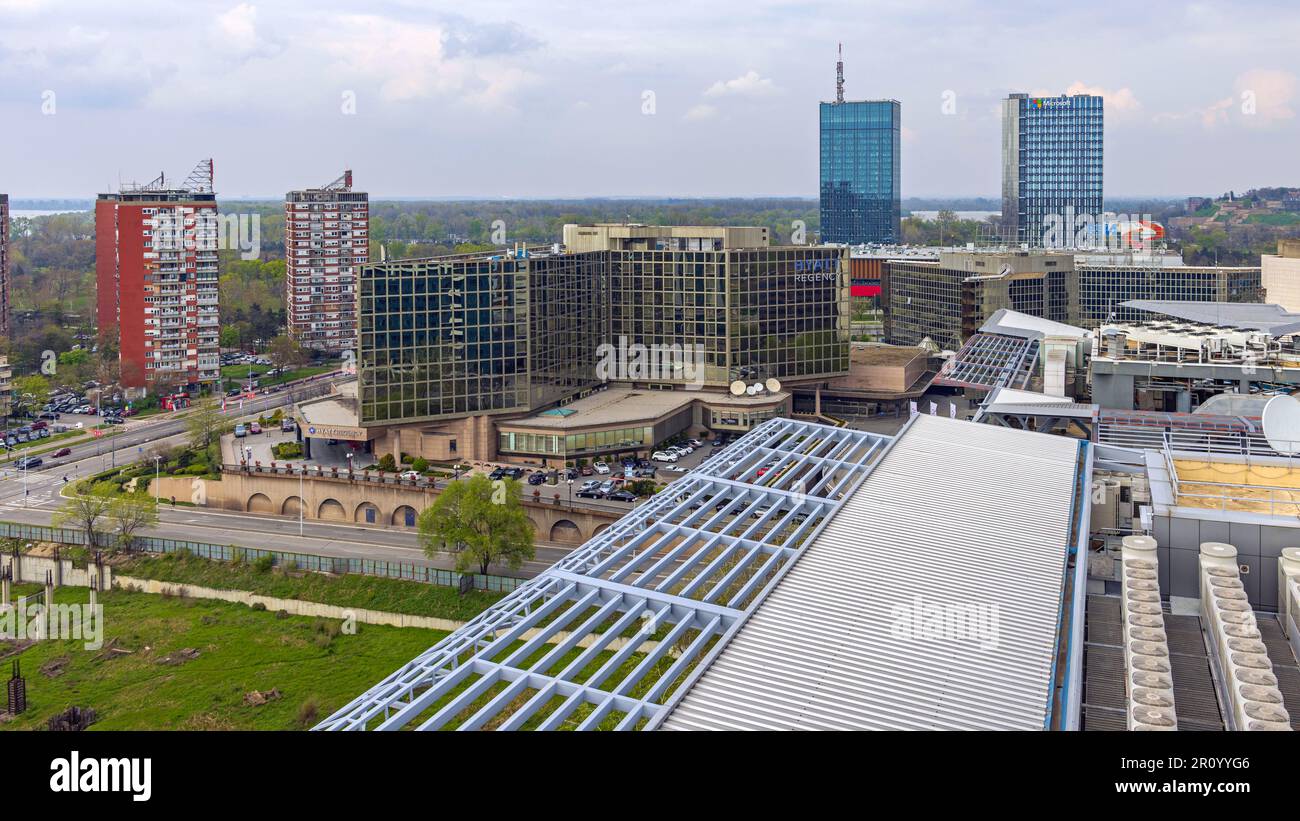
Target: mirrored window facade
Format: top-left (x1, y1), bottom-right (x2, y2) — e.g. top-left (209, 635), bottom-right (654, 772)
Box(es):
top-left (1003, 94), bottom-right (1104, 245)
top-left (820, 100), bottom-right (901, 244)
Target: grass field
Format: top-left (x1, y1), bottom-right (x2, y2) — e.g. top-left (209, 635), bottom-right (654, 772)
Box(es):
top-left (221, 364), bottom-right (333, 387)
top-left (0, 584), bottom-right (706, 731)
top-left (0, 585), bottom-right (447, 730)
top-left (117, 552), bottom-right (506, 621)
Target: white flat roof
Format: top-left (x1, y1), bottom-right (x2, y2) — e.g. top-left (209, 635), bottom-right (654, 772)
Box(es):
top-left (660, 414), bottom-right (1082, 730)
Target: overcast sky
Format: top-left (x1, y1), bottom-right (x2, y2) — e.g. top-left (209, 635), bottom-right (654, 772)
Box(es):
top-left (0, 0), bottom-right (1296, 199)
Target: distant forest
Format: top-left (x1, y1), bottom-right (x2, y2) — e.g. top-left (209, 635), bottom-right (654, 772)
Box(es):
top-left (4, 194), bottom-right (1294, 371)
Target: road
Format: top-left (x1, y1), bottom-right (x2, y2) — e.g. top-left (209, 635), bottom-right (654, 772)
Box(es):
top-left (0, 375), bottom-right (574, 577)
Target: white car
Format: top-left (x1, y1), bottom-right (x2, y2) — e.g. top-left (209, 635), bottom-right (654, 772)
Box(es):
top-left (399, 470), bottom-right (421, 480)
top-left (671, 445), bottom-right (692, 456)
top-left (593, 461), bottom-right (611, 474)
top-left (663, 465), bottom-right (688, 473)
top-left (651, 451), bottom-right (678, 463)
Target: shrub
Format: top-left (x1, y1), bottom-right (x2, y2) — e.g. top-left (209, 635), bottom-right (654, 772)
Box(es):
top-left (297, 698), bottom-right (321, 728)
top-left (251, 601), bottom-right (267, 611)
top-left (378, 453), bottom-right (397, 472)
top-left (411, 457), bottom-right (428, 473)
top-left (252, 554), bottom-right (275, 574)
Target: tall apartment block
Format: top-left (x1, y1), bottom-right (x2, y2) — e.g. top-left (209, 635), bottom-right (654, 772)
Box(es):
top-left (819, 47), bottom-right (900, 245)
top-left (96, 161), bottom-right (220, 391)
top-left (1001, 93), bottom-right (1104, 245)
top-left (285, 171), bottom-right (369, 353)
top-left (0, 193), bottom-right (9, 337)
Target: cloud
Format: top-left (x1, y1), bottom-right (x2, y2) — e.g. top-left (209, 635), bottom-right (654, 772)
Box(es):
top-left (704, 69), bottom-right (777, 98)
top-left (1064, 80), bottom-right (1141, 113)
top-left (683, 103), bottom-right (718, 121)
top-left (215, 3), bottom-right (282, 58)
top-left (1236, 68), bottom-right (1297, 126)
top-left (1154, 69), bottom-right (1296, 129)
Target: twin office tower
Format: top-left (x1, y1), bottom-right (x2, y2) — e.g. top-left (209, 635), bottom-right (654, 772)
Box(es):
top-left (818, 63), bottom-right (1103, 246)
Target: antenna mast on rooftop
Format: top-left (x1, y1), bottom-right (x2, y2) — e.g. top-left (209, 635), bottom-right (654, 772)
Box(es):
top-left (182, 158), bottom-right (214, 194)
top-left (836, 43), bottom-right (845, 103)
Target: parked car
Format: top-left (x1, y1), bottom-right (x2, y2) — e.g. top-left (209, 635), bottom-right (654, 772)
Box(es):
top-left (663, 465), bottom-right (688, 473)
top-left (606, 489), bottom-right (638, 503)
top-left (593, 461), bottom-right (611, 475)
top-left (651, 450), bottom-right (678, 463)
top-left (281, 419), bottom-right (296, 432)
top-left (687, 439), bottom-right (704, 448)
top-left (598, 480), bottom-right (616, 495)
top-left (249, 421), bottom-right (262, 434)
top-left (234, 423), bottom-right (247, 438)
top-left (579, 464), bottom-right (594, 476)
top-left (563, 468), bottom-right (579, 481)
top-left (399, 470), bottom-right (421, 480)
top-left (527, 472), bottom-right (547, 485)
top-left (103, 416), bottom-right (124, 425)
top-left (488, 467), bottom-right (505, 480)
top-left (15, 456), bottom-right (42, 469)
top-left (37, 412), bottom-right (59, 420)
top-left (576, 485), bottom-right (603, 499)
top-left (54, 447), bottom-right (72, 457)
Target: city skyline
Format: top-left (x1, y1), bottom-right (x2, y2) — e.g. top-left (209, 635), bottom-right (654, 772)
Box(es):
top-left (0, 0), bottom-right (1295, 199)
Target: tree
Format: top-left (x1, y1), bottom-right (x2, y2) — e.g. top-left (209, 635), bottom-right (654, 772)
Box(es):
top-left (378, 452), bottom-right (397, 472)
top-left (418, 474), bottom-right (535, 575)
top-left (219, 325), bottom-right (241, 350)
top-left (52, 487), bottom-right (115, 549)
top-left (108, 494), bottom-right (159, 553)
top-left (268, 334), bottom-right (307, 373)
top-left (187, 399), bottom-right (230, 452)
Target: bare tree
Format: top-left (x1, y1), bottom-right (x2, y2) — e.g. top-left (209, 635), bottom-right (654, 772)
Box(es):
top-left (52, 488), bottom-right (115, 549)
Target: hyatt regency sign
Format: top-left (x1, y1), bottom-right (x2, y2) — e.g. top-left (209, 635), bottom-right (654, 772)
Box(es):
top-left (794, 257), bottom-right (840, 283)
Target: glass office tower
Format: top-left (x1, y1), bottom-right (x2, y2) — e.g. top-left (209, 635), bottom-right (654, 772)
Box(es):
top-left (819, 99), bottom-right (901, 244)
top-left (1002, 93), bottom-right (1104, 245)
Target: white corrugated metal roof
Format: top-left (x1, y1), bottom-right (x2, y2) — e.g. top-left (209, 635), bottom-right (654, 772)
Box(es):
top-left (660, 415), bottom-right (1082, 730)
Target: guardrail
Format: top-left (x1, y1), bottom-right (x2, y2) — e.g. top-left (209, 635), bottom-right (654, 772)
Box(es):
top-left (0, 520), bottom-right (524, 594)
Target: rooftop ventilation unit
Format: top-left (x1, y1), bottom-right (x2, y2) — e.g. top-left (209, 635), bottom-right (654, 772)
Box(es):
top-left (1121, 536), bottom-right (1177, 730)
top-left (1280, 548), bottom-right (1300, 650)
top-left (1199, 542), bottom-right (1292, 731)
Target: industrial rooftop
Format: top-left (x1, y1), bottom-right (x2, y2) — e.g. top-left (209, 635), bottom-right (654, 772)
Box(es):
top-left (318, 414), bottom-right (1091, 731)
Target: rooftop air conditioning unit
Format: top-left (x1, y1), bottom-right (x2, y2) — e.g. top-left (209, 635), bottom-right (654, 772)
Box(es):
top-left (1199, 542), bottom-right (1292, 731)
top-left (1121, 536), bottom-right (1177, 730)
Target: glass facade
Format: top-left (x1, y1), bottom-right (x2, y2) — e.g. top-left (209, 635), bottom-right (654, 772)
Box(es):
top-left (730, 247), bottom-right (849, 381)
top-left (360, 244), bottom-right (850, 428)
top-left (820, 100), bottom-right (901, 244)
top-left (1003, 94), bottom-right (1104, 245)
top-left (359, 257), bottom-right (531, 424)
top-left (1076, 264), bottom-right (1263, 327)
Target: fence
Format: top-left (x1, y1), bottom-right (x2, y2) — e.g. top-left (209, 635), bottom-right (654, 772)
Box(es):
top-left (0, 521), bottom-right (524, 594)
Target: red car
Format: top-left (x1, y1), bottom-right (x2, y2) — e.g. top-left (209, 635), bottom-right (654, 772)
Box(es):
top-left (54, 447), bottom-right (72, 457)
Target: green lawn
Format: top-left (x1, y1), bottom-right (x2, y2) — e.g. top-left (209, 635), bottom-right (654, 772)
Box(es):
top-left (221, 364), bottom-right (333, 387)
top-left (117, 552), bottom-right (505, 621)
top-left (0, 585), bottom-right (447, 730)
top-left (1246, 212), bottom-right (1300, 226)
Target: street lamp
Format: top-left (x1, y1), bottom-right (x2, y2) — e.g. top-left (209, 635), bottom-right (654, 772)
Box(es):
top-left (567, 477), bottom-right (574, 508)
top-left (298, 464), bottom-right (304, 536)
top-left (153, 455), bottom-right (161, 502)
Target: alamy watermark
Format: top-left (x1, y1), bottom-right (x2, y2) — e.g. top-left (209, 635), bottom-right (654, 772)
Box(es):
top-left (889, 594), bottom-right (1000, 651)
top-left (0, 599), bottom-right (104, 650)
top-left (150, 210), bottom-right (261, 260)
top-left (1041, 207), bottom-right (1159, 252)
top-left (595, 335), bottom-right (707, 389)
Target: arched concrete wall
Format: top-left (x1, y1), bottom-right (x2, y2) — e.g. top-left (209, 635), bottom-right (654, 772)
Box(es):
top-left (247, 493), bottom-right (273, 513)
top-left (392, 505), bottom-right (418, 528)
top-left (354, 502), bottom-right (380, 524)
top-left (318, 498), bottom-right (346, 521)
top-left (550, 519), bottom-right (582, 544)
top-left (225, 472), bottom-right (617, 541)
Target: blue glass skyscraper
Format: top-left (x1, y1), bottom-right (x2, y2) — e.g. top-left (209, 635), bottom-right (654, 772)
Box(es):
top-left (1001, 93), bottom-right (1104, 245)
top-left (819, 99), bottom-right (901, 245)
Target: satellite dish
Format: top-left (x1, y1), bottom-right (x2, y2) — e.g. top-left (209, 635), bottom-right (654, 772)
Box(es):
top-left (1262, 395), bottom-right (1300, 455)
top-left (729, 380), bottom-right (747, 396)
top-left (751, 382), bottom-right (764, 394)
top-left (765, 378), bottom-right (782, 393)
top-left (746, 384), bottom-right (759, 395)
